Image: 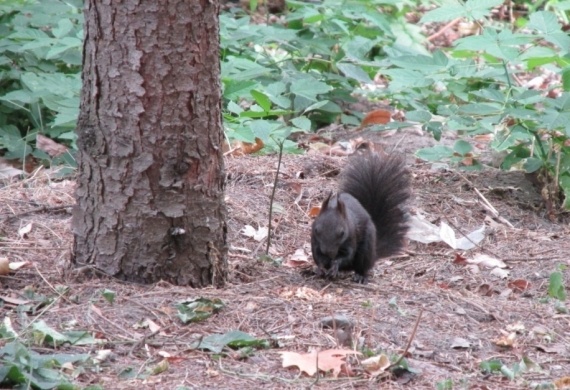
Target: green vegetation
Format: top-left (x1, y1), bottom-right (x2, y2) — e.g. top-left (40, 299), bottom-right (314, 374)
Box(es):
top-left (0, 0), bottom-right (569, 207)
top-left (0, 0), bottom-right (81, 167)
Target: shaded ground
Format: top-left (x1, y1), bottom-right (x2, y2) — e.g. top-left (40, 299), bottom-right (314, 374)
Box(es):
top-left (1, 127), bottom-right (569, 389)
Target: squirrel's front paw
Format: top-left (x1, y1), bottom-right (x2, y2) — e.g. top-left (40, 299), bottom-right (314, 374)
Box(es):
top-left (326, 262), bottom-right (340, 279)
top-left (352, 273), bottom-right (368, 284)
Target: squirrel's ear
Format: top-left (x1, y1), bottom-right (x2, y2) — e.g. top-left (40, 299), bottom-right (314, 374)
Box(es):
top-left (336, 195), bottom-right (347, 217)
top-left (321, 191), bottom-right (333, 211)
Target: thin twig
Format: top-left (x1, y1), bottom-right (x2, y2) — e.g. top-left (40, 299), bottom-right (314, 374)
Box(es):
top-left (128, 325), bottom-right (172, 356)
top-left (1, 204), bottom-right (72, 222)
top-left (427, 18), bottom-right (462, 41)
top-left (388, 309), bottom-right (423, 370)
top-left (265, 140), bottom-right (285, 255)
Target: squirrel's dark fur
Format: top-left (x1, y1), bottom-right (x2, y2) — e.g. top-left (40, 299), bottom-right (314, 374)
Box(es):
top-left (311, 152), bottom-right (410, 283)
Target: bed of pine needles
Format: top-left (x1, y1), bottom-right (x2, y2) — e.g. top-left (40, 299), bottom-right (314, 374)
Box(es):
top-left (1, 127), bottom-right (569, 389)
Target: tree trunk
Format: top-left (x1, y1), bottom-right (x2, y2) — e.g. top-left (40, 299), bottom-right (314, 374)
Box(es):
top-left (72, 0), bottom-right (227, 287)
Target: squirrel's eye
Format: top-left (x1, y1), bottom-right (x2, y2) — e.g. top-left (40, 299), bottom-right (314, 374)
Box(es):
top-left (336, 229), bottom-right (344, 238)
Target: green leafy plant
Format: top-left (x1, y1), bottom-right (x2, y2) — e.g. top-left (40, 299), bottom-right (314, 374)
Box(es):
top-left (0, 0), bottom-right (82, 166)
top-left (368, 1), bottom-right (570, 209)
top-left (0, 340), bottom-right (88, 389)
top-left (220, 0), bottom-right (424, 152)
top-left (480, 356), bottom-right (543, 381)
top-left (548, 269), bottom-right (567, 301)
top-left (176, 297), bottom-right (225, 324)
top-left (436, 378), bottom-right (454, 390)
top-left (191, 330), bottom-right (269, 353)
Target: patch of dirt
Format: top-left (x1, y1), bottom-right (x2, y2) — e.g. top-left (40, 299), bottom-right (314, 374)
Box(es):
top-left (1, 129), bottom-right (569, 389)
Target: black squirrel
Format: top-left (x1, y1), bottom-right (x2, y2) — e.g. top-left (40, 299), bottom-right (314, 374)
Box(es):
top-left (311, 152), bottom-right (410, 283)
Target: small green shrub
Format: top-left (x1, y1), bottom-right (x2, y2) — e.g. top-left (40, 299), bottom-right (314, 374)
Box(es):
top-left (0, 0), bottom-right (82, 165)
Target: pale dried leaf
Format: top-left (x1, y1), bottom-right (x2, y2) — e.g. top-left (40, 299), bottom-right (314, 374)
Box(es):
top-left (439, 222), bottom-right (485, 250)
top-left (494, 332), bottom-right (516, 347)
top-left (280, 350), bottom-right (318, 376)
top-left (90, 304), bottom-right (103, 317)
top-left (317, 349), bottom-right (362, 377)
top-left (0, 295), bottom-right (30, 305)
top-left (9, 261), bottom-right (29, 271)
top-left (36, 134), bottom-right (69, 157)
top-left (93, 349), bottom-right (112, 364)
top-left (439, 222), bottom-right (456, 248)
top-left (18, 222), bottom-right (33, 238)
top-left (468, 254), bottom-right (506, 269)
top-left (450, 337), bottom-right (471, 349)
top-left (240, 225), bottom-right (268, 242)
top-left (284, 248), bottom-right (310, 268)
top-left (506, 322), bottom-right (525, 333)
top-left (361, 354), bottom-right (390, 376)
top-left (144, 318), bottom-right (161, 333)
top-left (0, 158), bottom-right (25, 180)
top-left (490, 267), bottom-right (510, 279)
top-left (280, 349), bottom-right (361, 377)
top-left (407, 214), bottom-right (440, 244)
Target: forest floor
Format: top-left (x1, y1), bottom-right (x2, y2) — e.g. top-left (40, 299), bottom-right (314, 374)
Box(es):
top-left (1, 125), bottom-right (570, 390)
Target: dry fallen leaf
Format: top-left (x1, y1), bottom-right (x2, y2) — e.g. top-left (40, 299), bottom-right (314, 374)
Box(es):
top-left (280, 349), bottom-right (362, 377)
top-left (143, 318), bottom-right (161, 333)
top-left (508, 279), bottom-right (531, 292)
top-left (226, 137), bottom-right (264, 156)
top-left (468, 254), bottom-right (506, 269)
top-left (494, 332), bottom-right (516, 348)
top-left (240, 225), bottom-right (268, 242)
top-left (0, 295), bottom-right (30, 306)
top-left (450, 337), bottom-right (471, 349)
top-left (93, 349), bottom-right (112, 364)
top-left (506, 322), bottom-right (525, 333)
top-left (36, 134), bottom-right (69, 157)
top-left (9, 261), bottom-right (29, 271)
top-left (281, 350), bottom-right (319, 376)
top-left (361, 354), bottom-right (391, 377)
top-left (0, 157), bottom-right (25, 180)
top-left (0, 257), bottom-right (10, 275)
top-left (308, 206), bottom-right (321, 218)
top-left (490, 267), bottom-right (510, 279)
top-left (18, 222), bottom-right (33, 239)
top-left (283, 248), bottom-right (310, 268)
top-left (360, 109), bottom-right (392, 127)
top-left (554, 377), bottom-right (570, 389)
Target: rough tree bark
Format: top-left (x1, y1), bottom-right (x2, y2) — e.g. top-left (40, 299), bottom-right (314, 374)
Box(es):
top-left (72, 0), bottom-right (227, 287)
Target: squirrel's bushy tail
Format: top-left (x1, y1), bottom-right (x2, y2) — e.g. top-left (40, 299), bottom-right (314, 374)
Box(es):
top-left (340, 152), bottom-right (410, 259)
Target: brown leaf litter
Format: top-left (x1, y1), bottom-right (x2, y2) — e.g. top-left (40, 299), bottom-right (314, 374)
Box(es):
top-left (1, 135), bottom-right (569, 389)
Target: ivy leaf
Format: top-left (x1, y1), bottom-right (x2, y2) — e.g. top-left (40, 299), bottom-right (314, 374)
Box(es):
top-left (223, 79), bottom-right (257, 100)
top-left (51, 19), bottom-right (74, 38)
top-left (336, 63), bottom-right (372, 83)
top-left (290, 78), bottom-right (332, 101)
top-left (421, 0), bottom-right (504, 23)
top-left (192, 330), bottom-right (268, 353)
top-left (406, 110), bottom-right (432, 122)
top-left (453, 140), bottom-right (472, 155)
top-left (250, 90), bottom-right (272, 112)
top-left (176, 297), bottom-right (225, 324)
top-left (383, 69), bottom-right (433, 89)
top-left (291, 116), bottom-right (311, 131)
top-left (416, 145), bottom-right (454, 162)
top-left (522, 157), bottom-right (542, 173)
top-left (227, 101), bottom-right (243, 115)
top-left (455, 29), bottom-right (531, 61)
top-left (527, 11), bottom-right (570, 52)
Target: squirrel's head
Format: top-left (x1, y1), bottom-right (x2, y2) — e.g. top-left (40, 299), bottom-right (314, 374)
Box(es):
top-left (311, 192), bottom-right (350, 262)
